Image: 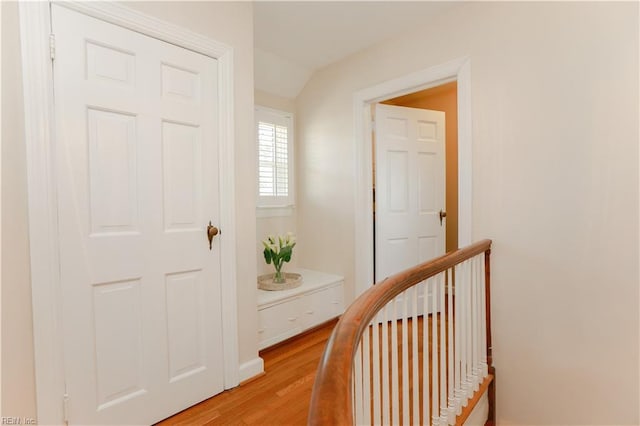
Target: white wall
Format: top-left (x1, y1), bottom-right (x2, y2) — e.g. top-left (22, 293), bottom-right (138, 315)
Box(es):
top-left (296, 2), bottom-right (638, 424)
top-left (1, 1), bottom-right (37, 419)
top-left (254, 90), bottom-right (298, 275)
top-left (1, 1), bottom-right (259, 418)
top-left (254, 49), bottom-right (312, 99)
top-left (255, 89), bottom-right (296, 114)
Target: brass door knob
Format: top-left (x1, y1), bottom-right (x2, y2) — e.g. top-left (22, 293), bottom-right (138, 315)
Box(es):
top-left (439, 210), bottom-right (447, 226)
top-left (207, 221), bottom-right (220, 250)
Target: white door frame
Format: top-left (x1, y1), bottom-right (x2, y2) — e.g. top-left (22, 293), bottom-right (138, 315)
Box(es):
top-left (354, 57), bottom-right (473, 296)
top-left (19, 2), bottom-right (239, 423)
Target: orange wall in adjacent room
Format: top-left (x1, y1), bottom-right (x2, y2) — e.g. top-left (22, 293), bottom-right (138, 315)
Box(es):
top-left (382, 81), bottom-right (458, 252)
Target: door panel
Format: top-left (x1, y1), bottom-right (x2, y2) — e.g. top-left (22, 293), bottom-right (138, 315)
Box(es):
top-left (165, 270), bottom-right (206, 382)
top-left (375, 104), bottom-right (446, 282)
top-left (93, 279), bottom-right (145, 410)
top-left (87, 108), bottom-right (139, 234)
top-left (162, 121), bottom-right (203, 231)
top-left (52, 5), bottom-right (223, 424)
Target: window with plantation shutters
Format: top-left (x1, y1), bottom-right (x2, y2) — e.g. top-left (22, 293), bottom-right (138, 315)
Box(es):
top-left (256, 106), bottom-right (294, 208)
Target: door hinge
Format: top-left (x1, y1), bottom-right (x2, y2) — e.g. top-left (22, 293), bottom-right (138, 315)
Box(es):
top-left (62, 393), bottom-right (69, 425)
top-left (49, 34), bottom-right (56, 60)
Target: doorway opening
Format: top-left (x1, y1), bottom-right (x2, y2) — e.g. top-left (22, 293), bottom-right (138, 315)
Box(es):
top-left (372, 82), bottom-right (458, 283)
top-left (353, 57), bottom-right (472, 297)
top-left (381, 81), bottom-right (458, 253)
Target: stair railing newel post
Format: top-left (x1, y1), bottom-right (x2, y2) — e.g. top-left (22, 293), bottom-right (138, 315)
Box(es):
top-left (484, 248), bottom-right (492, 368)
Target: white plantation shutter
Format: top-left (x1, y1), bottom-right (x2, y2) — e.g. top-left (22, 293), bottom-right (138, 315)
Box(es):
top-left (256, 107), bottom-right (294, 207)
top-left (258, 121), bottom-right (288, 197)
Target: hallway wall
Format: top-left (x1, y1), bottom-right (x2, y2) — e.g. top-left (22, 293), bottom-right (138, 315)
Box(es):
top-left (295, 2), bottom-right (639, 423)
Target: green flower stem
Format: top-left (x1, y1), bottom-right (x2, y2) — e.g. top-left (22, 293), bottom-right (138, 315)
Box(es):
top-left (263, 233), bottom-right (296, 285)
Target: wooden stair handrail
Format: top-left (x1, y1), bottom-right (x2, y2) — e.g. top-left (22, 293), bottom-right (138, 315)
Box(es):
top-left (308, 239), bottom-right (493, 426)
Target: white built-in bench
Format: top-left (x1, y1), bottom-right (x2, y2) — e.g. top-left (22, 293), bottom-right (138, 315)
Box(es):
top-left (257, 268), bottom-right (344, 350)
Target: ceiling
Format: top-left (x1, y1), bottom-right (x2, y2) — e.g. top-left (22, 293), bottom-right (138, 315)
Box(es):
top-left (253, 1), bottom-right (459, 98)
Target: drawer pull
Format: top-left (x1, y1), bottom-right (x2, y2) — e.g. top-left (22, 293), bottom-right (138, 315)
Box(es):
top-left (331, 301), bottom-right (339, 305)
top-left (288, 317), bottom-right (297, 322)
top-left (306, 310), bottom-right (314, 314)
top-left (258, 328), bottom-right (265, 334)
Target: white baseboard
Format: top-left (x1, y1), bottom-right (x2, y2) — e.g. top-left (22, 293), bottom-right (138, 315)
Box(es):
top-left (238, 357), bottom-right (264, 383)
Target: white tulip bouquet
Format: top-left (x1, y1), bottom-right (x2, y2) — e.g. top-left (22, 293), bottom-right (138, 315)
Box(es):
top-left (262, 233), bottom-right (296, 283)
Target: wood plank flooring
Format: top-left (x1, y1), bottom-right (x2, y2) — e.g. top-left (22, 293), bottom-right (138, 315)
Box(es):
top-left (156, 320), bottom-right (338, 426)
top-left (156, 314), bottom-right (490, 425)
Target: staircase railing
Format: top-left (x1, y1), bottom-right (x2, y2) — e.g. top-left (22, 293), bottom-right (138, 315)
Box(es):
top-left (308, 240), bottom-right (494, 426)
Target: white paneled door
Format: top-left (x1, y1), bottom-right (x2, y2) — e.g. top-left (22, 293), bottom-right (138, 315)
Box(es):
top-left (52, 5), bottom-right (224, 424)
top-left (375, 104), bottom-right (446, 282)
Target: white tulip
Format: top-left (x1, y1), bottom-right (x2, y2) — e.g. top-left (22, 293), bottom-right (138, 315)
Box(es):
top-left (262, 233), bottom-right (294, 264)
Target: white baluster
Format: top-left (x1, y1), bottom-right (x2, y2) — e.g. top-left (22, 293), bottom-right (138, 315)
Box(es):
top-left (439, 272), bottom-right (448, 425)
top-left (471, 257), bottom-right (480, 391)
top-left (459, 261), bottom-right (470, 403)
top-left (474, 255), bottom-right (483, 385)
top-left (431, 274), bottom-right (439, 425)
top-left (391, 297), bottom-right (400, 425)
top-left (362, 325), bottom-right (371, 425)
top-left (453, 264), bottom-right (463, 415)
top-left (354, 341), bottom-right (363, 425)
top-left (382, 303), bottom-right (390, 426)
top-left (446, 268), bottom-right (456, 424)
top-left (402, 291), bottom-right (410, 425)
top-left (411, 286), bottom-right (420, 425)
top-left (422, 280), bottom-right (430, 426)
top-left (372, 313), bottom-right (381, 425)
top-left (465, 260), bottom-right (473, 399)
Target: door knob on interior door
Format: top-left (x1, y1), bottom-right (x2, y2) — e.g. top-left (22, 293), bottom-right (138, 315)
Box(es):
top-left (207, 221), bottom-right (220, 250)
top-left (439, 210), bottom-right (447, 226)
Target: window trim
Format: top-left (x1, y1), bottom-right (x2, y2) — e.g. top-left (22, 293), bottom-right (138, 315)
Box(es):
top-left (255, 105), bottom-right (295, 211)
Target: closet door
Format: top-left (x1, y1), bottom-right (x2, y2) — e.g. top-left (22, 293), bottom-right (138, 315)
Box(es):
top-left (53, 4), bottom-right (224, 424)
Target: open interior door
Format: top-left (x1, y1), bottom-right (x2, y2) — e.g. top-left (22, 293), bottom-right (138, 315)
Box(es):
top-left (374, 103), bottom-right (446, 282)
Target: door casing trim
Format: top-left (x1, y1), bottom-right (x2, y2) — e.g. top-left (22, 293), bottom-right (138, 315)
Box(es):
top-left (353, 57), bottom-right (473, 296)
top-left (19, 2), bottom-right (239, 423)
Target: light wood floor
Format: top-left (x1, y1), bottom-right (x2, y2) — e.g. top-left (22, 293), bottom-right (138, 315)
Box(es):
top-left (156, 314), bottom-right (490, 425)
top-left (156, 319), bottom-right (338, 426)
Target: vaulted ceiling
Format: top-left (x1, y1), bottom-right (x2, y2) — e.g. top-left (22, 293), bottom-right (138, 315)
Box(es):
top-left (253, 1), bottom-right (459, 98)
